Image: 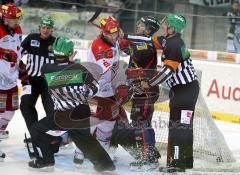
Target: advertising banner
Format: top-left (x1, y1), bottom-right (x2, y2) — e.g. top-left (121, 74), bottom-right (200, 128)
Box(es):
top-left (189, 0), bottom-right (232, 7)
top-left (193, 60), bottom-right (240, 123)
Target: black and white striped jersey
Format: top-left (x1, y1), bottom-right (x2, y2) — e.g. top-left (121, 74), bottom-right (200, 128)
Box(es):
top-left (124, 33), bottom-right (198, 88)
top-left (21, 33), bottom-right (55, 77)
top-left (165, 59), bottom-right (198, 88)
top-left (42, 62), bottom-right (98, 111)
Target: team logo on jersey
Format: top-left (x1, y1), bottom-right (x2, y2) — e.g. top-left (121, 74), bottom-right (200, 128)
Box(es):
top-left (30, 40), bottom-right (40, 47)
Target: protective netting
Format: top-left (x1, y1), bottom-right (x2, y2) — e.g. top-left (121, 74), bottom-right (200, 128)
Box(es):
top-left (152, 85), bottom-right (236, 164)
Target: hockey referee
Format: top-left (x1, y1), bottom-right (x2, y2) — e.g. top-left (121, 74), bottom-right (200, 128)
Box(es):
top-left (28, 36), bottom-right (115, 172)
top-left (20, 16), bottom-right (55, 133)
top-left (123, 14), bottom-right (200, 172)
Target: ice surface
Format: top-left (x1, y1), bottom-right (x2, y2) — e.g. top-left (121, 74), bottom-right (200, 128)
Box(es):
top-left (1, 100), bottom-right (239, 175)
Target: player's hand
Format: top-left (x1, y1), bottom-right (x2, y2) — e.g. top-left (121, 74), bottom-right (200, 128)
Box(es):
top-left (69, 51), bottom-right (78, 62)
top-left (0, 48), bottom-right (17, 62)
top-left (141, 80), bottom-right (150, 89)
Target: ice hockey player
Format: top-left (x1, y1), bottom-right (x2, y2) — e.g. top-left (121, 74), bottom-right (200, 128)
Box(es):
top-left (0, 3), bottom-right (23, 160)
top-left (28, 36), bottom-right (116, 173)
top-left (122, 16), bottom-right (161, 169)
top-left (84, 16), bottom-right (127, 161)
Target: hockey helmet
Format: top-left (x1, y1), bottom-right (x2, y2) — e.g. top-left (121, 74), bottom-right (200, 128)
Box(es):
top-left (100, 16), bottom-right (120, 35)
top-left (1, 3), bottom-right (23, 19)
top-left (52, 37), bottom-right (74, 57)
top-left (163, 13), bottom-right (186, 33)
top-left (137, 16), bottom-right (160, 35)
top-left (40, 16), bottom-right (54, 27)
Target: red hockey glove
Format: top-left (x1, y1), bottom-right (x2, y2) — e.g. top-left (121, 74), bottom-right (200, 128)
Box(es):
top-left (0, 48), bottom-right (18, 63)
top-left (18, 60), bottom-right (29, 85)
top-left (115, 84), bottom-right (130, 102)
top-left (125, 68), bottom-right (146, 80)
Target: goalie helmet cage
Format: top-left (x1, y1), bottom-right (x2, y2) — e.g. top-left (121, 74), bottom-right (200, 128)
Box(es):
top-left (152, 84), bottom-right (236, 165)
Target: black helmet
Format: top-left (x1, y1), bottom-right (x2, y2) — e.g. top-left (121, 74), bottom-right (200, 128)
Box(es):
top-left (137, 16), bottom-right (160, 35)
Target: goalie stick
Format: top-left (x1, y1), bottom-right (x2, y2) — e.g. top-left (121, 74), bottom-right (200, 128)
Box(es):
top-left (115, 81), bottom-right (144, 107)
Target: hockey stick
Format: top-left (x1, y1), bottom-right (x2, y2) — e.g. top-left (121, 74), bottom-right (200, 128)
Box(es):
top-left (109, 82), bottom-right (145, 120)
top-left (24, 133), bottom-right (35, 159)
top-left (87, 7), bottom-right (103, 29)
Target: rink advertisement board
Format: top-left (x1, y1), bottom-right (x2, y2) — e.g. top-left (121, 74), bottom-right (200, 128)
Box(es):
top-left (193, 60), bottom-right (240, 123)
top-left (189, 0), bottom-right (232, 7)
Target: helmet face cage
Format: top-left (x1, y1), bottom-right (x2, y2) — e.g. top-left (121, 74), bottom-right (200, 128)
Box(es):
top-left (1, 3), bottom-right (23, 19)
top-left (139, 16), bottom-right (160, 36)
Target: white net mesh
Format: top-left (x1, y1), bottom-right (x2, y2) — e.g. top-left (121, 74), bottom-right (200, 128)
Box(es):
top-left (152, 85), bottom-right (236, 164)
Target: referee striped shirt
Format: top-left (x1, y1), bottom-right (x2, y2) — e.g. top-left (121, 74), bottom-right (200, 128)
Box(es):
top-left (49, 85), bottom-right (92, 111)
top-left (42, 62), bottom-right (98, 111)
top-left (124, 33), bottom-right (198, 88)
top-left (21, 33), bottom-right (55, 77)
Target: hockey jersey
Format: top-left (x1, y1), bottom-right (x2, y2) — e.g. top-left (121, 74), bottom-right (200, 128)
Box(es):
top-left (0, 22), bottom-right (22, 90)
top-left (87, 34), bottom-right (121, 97)
top-left (42, 61), bottom-right (98, 111)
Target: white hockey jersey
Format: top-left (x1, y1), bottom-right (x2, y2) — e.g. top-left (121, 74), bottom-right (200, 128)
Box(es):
top-left (0, 24), bottom-right (22, 90)
top-left (87, 34), bottom-right (121, 97)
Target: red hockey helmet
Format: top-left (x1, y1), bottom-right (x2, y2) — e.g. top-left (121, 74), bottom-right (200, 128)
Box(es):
top-left (1, 3), bottom-right (23, 19)
top-left (100, 16), bottom-right (119, 35)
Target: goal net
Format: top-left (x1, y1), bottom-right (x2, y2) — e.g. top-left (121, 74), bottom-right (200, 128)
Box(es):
top-left (152, 84), bottom-right (236, 164)
top-left (86, 60), bottom-right (236, 165)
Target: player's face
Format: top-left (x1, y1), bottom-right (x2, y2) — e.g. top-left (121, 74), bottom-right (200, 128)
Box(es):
top-left (4, 18), bottom-right (20, 29)
top-left (136, 21), bottom-right (146, 34)
top-left (105, 31), bottom-right (119, 44)
top-left (39, 25), bottom-right (53, 39)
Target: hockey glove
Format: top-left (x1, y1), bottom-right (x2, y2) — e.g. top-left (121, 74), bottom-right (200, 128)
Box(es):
top-left (18, 60), bottom-right (29, 85)
top-left (0, 48), bottom-right (18, 63)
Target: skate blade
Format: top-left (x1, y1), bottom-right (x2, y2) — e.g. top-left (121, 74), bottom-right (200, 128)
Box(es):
top-left (98, 170), bottom-right (118, 175)
top-left (59, 144), bottom-right (73, 150)
top-left (28, 166), bottom-right (54, 172)
top-left (159, 166), bottom-right (185, 173)
top-left (74, 161), bottom-right (84, 168)
top-left (130, 163), bottom-right (159, 172)
top-left (0, 135), bottom-right (9, 139)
